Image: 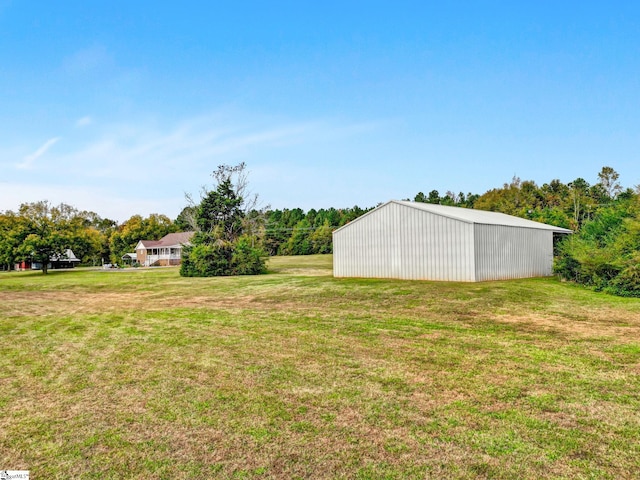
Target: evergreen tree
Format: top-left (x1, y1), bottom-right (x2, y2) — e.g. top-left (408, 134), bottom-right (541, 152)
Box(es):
top-left (180, 163), bottom-right (266, 277)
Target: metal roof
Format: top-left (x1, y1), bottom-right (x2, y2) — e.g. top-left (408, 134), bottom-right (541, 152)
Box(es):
top-left (50, 249), bottom-right (81, 262)
top-left (335, 201), bottom-right (573, 234)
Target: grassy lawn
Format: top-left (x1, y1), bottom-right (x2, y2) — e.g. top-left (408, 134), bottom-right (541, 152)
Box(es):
top-left (1, 255), bottom-right (640, 479)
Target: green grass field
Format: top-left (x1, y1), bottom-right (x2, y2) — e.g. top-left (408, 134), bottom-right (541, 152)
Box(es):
top-left (2, 255), bottom-right (640, 479)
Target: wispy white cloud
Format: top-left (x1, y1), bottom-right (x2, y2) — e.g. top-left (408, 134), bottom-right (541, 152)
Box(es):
top-left (75, 116), bottom-right (92, 127)
top-left (6, 112), bottom-right (383, 217)
top-left (53, 114), bottom-right (378, 180)
top-left (16, 137), bottom-right (61, 170)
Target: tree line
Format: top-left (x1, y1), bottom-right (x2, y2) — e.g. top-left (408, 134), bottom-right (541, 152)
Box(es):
top-left (2, 164), bottom-right (639, 296)
top-left (414, 166), bottom-right (631, 231)
top-left (0, 200), bottom-right (369, 272)
top-left (0, 204), bottom-right (179, 272)
top-left (261, 206), bottom-right (371, 256)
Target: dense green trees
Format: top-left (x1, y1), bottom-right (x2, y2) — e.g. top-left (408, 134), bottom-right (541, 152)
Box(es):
top-left (554, 195), bottom-right (640, 296)
top-left (4, 202), bottom-right (101, 274)
top-left (414, 190), bottom-right (479, 207)
top-left (180, 164), bottom-right (267, 277)
top-left (174, 206), bottom-right (197, 231)
top-left (72, 211), bottom-right (118, 265)
top-left (0, 203), bottom-right (176, 271)
top-left (0, 210), bottom-right (27, 271)
top-left (455, 167), bottom-right (632, 231)
top-left (263, 206), bottom-right (370, 256)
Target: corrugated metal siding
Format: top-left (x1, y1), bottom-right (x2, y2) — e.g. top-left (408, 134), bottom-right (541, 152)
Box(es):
top-left (474, 225), bottom-right (553, 281)
top-left (333, 202), bottom-right (475, 281)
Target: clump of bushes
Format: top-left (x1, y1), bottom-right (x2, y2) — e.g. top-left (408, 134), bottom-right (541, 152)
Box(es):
top-left (180, 164), bottom-right (267, 277)
top-left (554, 196), bottom-right (640, 296)
top-left (180, 235), bottom-right (265, 277)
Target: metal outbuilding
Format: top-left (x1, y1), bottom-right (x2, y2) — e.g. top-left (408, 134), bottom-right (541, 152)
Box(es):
top-left (332, 200), bottom-right (573, 282)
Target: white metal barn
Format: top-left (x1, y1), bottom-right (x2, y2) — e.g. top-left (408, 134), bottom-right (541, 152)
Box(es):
top-left (333, 200), bottom-right (572, 282)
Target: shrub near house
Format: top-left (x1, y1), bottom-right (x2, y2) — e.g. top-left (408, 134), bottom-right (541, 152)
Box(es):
top-left (180, 163), bottom-right (267, 277)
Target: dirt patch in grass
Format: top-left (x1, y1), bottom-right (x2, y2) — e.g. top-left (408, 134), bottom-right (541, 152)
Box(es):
top-left (495, 312), bottom-right (640, 339)
top-left (3, 291), bottom-right (145, 317)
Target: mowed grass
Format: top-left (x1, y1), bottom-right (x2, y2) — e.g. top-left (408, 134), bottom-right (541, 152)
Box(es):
top-left (1, 255), bottom-right (640, 479)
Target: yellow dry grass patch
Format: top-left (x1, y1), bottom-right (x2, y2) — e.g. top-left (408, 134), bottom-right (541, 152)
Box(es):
top-left (494, 311), bottom-right (640, 339)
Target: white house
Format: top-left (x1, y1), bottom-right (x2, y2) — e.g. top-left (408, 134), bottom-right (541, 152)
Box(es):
top-left (332, 201), bottom-right (572, 282)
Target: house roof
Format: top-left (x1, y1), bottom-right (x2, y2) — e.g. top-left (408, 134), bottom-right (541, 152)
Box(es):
top-left (137, 231), bottom-right (195, 249)
top-left (50, 249), bottom-right (81, 262)
top-left (335, 201), bottom-right (573, 234)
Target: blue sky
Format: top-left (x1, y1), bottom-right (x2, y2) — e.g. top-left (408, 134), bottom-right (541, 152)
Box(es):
top-left (1, 1), bottom-right (639, 221)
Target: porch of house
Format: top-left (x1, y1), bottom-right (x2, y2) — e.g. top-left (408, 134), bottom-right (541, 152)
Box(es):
top-left (142, 247), bottom-right (183, 267)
